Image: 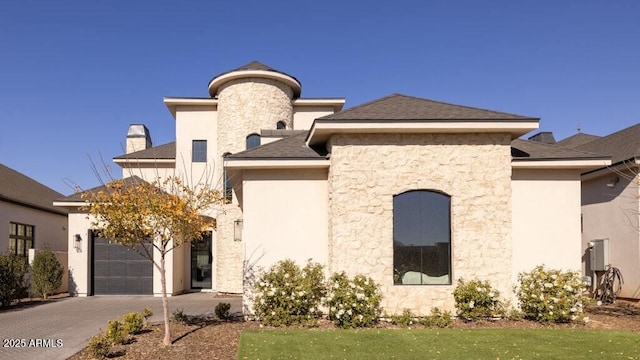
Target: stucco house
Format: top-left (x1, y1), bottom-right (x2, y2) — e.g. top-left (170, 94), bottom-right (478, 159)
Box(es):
top-left (1, 162), bottom-right (68, 256)
top-left (557, 125), bottom-right (640, 299)
top-left (1, 162), bottom-right (69, 293)
top-left (54, 61), bottom-right (610, 314)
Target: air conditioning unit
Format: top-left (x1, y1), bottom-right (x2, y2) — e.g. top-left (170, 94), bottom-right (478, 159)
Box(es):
top-left (589, 239), bottom-right (609, 271)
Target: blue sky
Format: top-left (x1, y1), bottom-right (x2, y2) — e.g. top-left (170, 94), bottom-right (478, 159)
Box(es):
top-left (1, 1), bottom-right (639, 194)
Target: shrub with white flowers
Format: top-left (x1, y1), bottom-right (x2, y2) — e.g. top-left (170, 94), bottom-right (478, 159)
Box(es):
top-left (252, 259), bottom-right (325, 326)
top-left (516, 265), bottom-right (587, 324)
top-left (324, 272), bottom-right (381, 328)
top-left (453, 278), bottom-right (503, 321)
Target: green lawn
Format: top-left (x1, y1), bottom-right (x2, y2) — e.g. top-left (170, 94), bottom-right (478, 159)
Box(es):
top-left (238, 328), bottom-right (640, 359)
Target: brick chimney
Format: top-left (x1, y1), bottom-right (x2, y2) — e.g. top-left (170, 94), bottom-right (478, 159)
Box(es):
top-left (126, 124), bottom-right (152, 154)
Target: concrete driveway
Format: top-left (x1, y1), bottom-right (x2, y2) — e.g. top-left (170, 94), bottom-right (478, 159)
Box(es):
top-left (0, 293), bottom-right (242, 360)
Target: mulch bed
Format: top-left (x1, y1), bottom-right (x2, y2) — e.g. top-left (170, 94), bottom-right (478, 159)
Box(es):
top-left (68, 300), bottom-right (640, 360)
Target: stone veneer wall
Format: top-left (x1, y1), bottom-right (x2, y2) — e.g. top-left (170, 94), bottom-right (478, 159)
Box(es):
top-left (327, 133), bottom-right (513, 315)
top-left (214, 77), bottom-right (294, 293)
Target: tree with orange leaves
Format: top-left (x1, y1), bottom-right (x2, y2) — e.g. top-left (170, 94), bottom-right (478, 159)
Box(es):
top-left (82, 176), bottom-right (223, 346)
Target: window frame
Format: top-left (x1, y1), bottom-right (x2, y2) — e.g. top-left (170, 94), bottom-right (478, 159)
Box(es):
top-left (192, 140), bottom-right (207, 163)
top-left (392, 190), bottom-right (452, 286)
top-left (246, 134), bottom-right (260, 150)
top-left (223, 152), bottom-right (233, 202)
top-left (9, 221), bottom-right (35, 257)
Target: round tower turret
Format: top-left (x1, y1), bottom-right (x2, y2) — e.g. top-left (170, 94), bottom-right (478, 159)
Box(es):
top-left (210, 61), bottom-right (301, 154)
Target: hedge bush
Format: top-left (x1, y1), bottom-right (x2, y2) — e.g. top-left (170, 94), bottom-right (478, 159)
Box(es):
top-left (516, 265), bottom-right (587, 324)
top-left (30, 246), bottom-right (63, 299)
top-left (453, 278), bottom-right (502, 321)
top-left (253, 259), bottom-right (325, 326)
top-left (325, 272), bottom-right (381, 328)
top-left (0, 253), bottom-right (29, 308)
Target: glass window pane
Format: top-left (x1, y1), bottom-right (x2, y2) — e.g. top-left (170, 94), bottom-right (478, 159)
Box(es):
top-left (17, 239), bottom-right (24, 256)
top-left (276, 121), bottom-right (286, 130)
top-left (17, 224), bottom-right (24, 236)
top-left (192, 140), bottom-right (207, 162)
top-left (26, 225), bottom-right (33, 238)
top-left (393, 190), bottom-right (451, 285)
top-left (246, 134), bottom-right (260, 150)
top-left (10, 223), bottom-right (16, 235)
top-left (9, 238), bottom-right (16, 252)
top-left (26, 239), bottom-right (33, 249)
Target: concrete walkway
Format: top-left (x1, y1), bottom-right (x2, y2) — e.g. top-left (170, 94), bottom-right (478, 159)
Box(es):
top-left (0, 293), bottom-right (242, 360)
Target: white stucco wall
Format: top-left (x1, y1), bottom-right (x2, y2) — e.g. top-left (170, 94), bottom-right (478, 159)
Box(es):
top-left (241, 168), bottom-right (329, 271)
top-left (120, 164), bottom-right (177, 184)
top-left (292, 106), bottom-right (337, 130)
top-left (582, 169), bottom-right (640, 298)
top-left (65, 211), bottom-right (185, 297)
top-left (0, 201), bottom-right (67, 253)
top-left (511, 169), bottom-right (583, 280)
top-left (175, 105), bottom-right (221, 189)
top-left (66, 212), bottom-right (93, 296)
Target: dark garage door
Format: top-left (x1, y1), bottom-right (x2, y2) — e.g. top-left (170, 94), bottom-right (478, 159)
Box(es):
top-left (92, 235), bottom-right (153, 295)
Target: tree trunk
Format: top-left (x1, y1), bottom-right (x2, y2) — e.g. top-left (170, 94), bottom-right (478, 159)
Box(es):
top-left (161, 254), bottom-right (171, 346)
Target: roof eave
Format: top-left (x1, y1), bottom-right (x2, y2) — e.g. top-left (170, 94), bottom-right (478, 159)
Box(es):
top-left (580, 158), bottom-right (639, 180)
top-left (208, 70), bottom-right (301, 98)
top-left (512, 158), bottom-right (611, 170)
top-left (113, 158), bottom-right (176, 167)
top-left (306, 119), bottom-right (540, 146)
top-left (292, 98), bottom-right (346, 112)
top-left (224, 159), bottom-right (330, 170)
top-left (163, 97), bottom-right (218, 118)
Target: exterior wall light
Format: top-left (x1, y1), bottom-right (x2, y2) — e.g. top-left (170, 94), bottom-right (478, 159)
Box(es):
top-left (234, 219), bottom-right (243, 242)
top-left (74, 234), bottom-right (82, 252)
top-left (606, 176), bottom-right (619, 188)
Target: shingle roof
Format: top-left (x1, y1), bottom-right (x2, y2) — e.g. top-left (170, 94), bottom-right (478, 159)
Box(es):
top-left (511, 139), bottom-right (606, 160)
top-left (320, 94), bottom-right (538, 121)
top-left (56, 176), bottom-right (148, 203)
top-left (114, 142), bottom-right (176, 160)
top-left (226, 132), bottom-right (327, 160)
top-left (208, 61), bottom-right (301, 97)
top-left (555, 133), bottom-right (601, 149)
top-left (0, 163), bottom-right (68, 215)
top-left (574, 123), bottom-right (640, 164)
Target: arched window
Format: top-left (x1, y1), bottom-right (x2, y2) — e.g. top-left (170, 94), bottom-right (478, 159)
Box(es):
top-left (393, 190), bottom-right (451, 285)
top-left (276, 121), bottom-right (286, 130)
top-left (246, 134), bottom-right (260, 150)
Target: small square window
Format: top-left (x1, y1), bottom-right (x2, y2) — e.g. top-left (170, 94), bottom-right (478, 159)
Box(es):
top-left (192, 140), bottom-right (207, 163)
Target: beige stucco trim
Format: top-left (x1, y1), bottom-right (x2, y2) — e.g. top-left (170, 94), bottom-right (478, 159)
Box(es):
top-left (512, 159), bottom-right (611, 170)
top-left (292, 98), bottom-right (345, 112)
top-left (163, 97), bottom-right (218, 118)
top-left (224, 159), bottom-right (330, 169)
top-left (307, 120), bottom-right (539, 145)
top-left (53, 201), bottom-right (86, 207)
top-left (581, 159), bottom-right (639, 181)
top-left (113, 159), bottom-right (176, 166)
top-left (208, 70), bottom-right (301, 98)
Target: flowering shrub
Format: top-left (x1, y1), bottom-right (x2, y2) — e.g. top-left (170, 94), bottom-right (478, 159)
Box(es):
top-left (453, 278), bottom-right (502, 321)
top-left (390, 309), bottom-right (415, 328)
top-left (516, 265), bottom-right (587, 324)
top-left (253, 259), bottom-right (325, 326)
top-left (421, 307), bottom-right (453, 328)
top-left (325, 272), bottom-right (381, 328)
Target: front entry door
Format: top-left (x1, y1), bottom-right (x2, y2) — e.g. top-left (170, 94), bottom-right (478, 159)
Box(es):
top-left (191, 232), bottom-right (212, 289)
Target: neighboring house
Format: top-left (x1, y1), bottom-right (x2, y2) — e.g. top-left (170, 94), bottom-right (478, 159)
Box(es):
top-left (1, 162), bottom-right (69, 294)
top-left (54, 61), bottom-right (610, 314)
top-left (557, 125), bottom-right (640, 299)
top-left (0, 162), bottom-right (68, 256)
